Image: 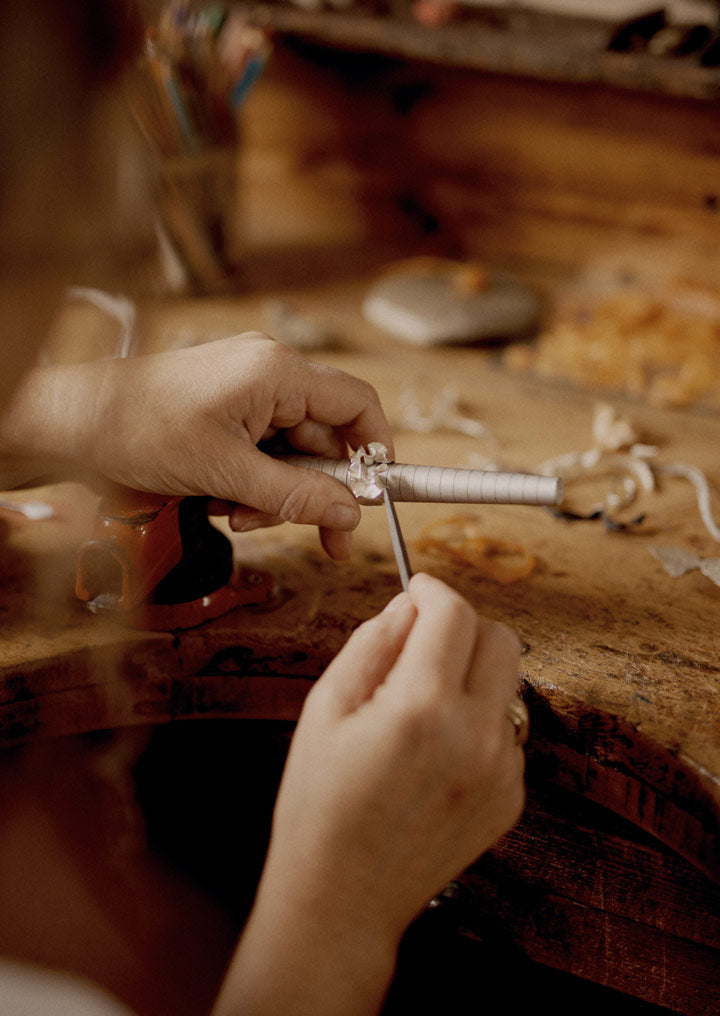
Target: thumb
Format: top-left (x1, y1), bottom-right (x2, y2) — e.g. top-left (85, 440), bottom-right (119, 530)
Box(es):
top-left (224, 445), bottom-right (362, 531)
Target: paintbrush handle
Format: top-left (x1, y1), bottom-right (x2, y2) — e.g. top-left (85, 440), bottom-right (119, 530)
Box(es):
top-left (283, 457), bottom-right (563, 507)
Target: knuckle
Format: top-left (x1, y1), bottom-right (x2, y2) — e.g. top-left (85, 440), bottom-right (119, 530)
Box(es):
top-left (228, 330), bottom-right (276, 360)
top-left (237, 329), bottom-right (274, 343)
top-left (431, 582), bottom-right (477, 629)
top-left (357, 375), bottom-right (382, 405)
top-left (241, 331), bottom-right (291, 366)
top-left (278, 483), bottom-right (314, 524)
top-left (478, 616), bottom-right (522, 661)
top-left (474, 725), bottom-right (505, 774)
top-left (390, 687), bottom-right (445, 742)
top-left (496, 621), bottom-right (523, 658)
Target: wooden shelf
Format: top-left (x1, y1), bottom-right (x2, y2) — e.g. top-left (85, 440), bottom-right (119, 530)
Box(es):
top-left (236, 2), bottom-right (720, 101)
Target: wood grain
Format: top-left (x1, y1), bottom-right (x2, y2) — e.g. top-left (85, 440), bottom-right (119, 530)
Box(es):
top-left (4, 278), bottom-right (720, 890)
top-left (234, 4), bottom-right (720, 101)
top-left (459, 785), bottom-right (720, 1012)
top-left (236, 44), bottom-right (720, 298)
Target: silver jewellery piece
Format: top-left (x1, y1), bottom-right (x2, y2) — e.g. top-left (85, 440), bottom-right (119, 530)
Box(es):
top-left (506, 697), bottom-right (529, 747)
top-left (346, 442), bottom-right (391, 504)
top-left (284, 443), bottom-right (563, 508)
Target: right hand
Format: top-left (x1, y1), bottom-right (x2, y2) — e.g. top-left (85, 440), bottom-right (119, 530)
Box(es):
top-left (257, 572), bottom-right (525, 946)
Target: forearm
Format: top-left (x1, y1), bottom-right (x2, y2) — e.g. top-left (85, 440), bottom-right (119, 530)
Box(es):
top-left (0, 362), bottom-right (98, 488)
top-left (0, 335), bottom-right (392, 559)
top-left (212, 888), bottom-right (399, 1016)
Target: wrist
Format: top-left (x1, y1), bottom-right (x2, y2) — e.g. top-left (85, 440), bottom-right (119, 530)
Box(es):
top-left (0, 363), bottom-right (99, 486)
top-left (213, 867), bottom-right (401, 1016)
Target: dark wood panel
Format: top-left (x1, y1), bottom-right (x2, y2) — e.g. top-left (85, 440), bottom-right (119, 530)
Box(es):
top-left (235, 3), bottom-right (720, 101)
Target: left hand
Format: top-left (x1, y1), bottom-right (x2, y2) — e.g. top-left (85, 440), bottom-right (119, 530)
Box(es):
top-left (0, 333), bottom-right (393, 558)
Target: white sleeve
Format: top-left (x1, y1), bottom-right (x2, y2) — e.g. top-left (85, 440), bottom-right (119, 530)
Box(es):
top-left (0, 956), bottom-right (136, 1016)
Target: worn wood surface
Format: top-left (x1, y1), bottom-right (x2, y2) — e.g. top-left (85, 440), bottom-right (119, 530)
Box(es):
top-left (153, 278), bottom-right (720, 884)
top-left (3, 275), bottom-right (720, 879)
top-left (6, 36), bottom-right (720, 1011)
top-left (3, 275), bottom-right (720, 1009)
top-left (462, 784), bottom-right (720, 1013)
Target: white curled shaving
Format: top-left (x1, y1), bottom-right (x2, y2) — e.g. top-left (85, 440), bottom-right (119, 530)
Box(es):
top-left (0, 498), bottom-right (54, 520)
top-left (347, 443), bottom-right (391, 504)
top-left (535, 402), bottom-right (720, 584)
top-left (536, 404), bottom-right (657, 499)
top-left (400, 386), bottom-right (496, 443)
top-left (591, 402), bottom-right (638, 450)
top-left (654, 461), bottom-right (720, 542)
top-left (66, 287), bottom-right (137, 359)
top-left (650, 546), bottom-right (720, 587)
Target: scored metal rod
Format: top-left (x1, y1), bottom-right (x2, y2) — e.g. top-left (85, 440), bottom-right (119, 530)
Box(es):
top-left (283, 456), bottom-right (563, 507)
top-left (383, 487), bottom-right (412, 592)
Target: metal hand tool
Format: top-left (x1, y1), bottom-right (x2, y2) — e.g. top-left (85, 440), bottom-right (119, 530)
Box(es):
top-left (383, 487), bottom-right (413, 591)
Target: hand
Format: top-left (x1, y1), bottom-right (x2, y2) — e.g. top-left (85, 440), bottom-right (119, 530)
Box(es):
top-left (217, 574), bottom-right (525, 1015)
top-left (0, 333), bottom-right (392, 558)
top-left (266, 571), bottom-right (525, 937)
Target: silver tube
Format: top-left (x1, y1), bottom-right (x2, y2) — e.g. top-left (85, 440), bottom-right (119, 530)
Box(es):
top-left (282, 456), bottom-right (563, 507)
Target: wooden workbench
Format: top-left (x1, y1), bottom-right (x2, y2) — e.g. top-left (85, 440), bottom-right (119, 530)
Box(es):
top-left (1, 276), bottom-right (720, 1012)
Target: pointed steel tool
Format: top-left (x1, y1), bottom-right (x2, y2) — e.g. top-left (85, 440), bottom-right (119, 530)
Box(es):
top-left (383, 486), bottom-right (412, 591)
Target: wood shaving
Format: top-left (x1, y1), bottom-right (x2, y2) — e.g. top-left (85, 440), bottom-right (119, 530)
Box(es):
top-left (0, 498), bottom-right (54, 521)
top-left (701, 559), bottom-right (720, 585)
top-left (539, 402), bottom-right (720, 542)
top-left (654, 461), bottom-right (720, 542)
top-left (650, 546), bottom-right (720, 588)
top-left (505, 285), bottom-right (720, 407)
top-left (262, 299), bottom-right (336, 351)
top-left (67, 288), bottom-right (138, 360)
top-left (537, 403), bottom-right (656, 481)
top-left (414, 515), bottom-right (536, 584)
top-left (399, 386), bottom-right (497, 449)
top-left (536, 403), bottom-right (656, 520)
top-left (41, 287), bottom-right (138, 366)
top-left (591, 401), bottom-right (640, 450)
top-left (547, 505), bottom-right (645, 531)
top-left (649, 546), bottom-right (700, 577)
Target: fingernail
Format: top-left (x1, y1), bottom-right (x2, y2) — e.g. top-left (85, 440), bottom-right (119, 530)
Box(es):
top-left (321, 503), bottom-right (360, 530)
top-left (232, 518), bottom-right (267, 533)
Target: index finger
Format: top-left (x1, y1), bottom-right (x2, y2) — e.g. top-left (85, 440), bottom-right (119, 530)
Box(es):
top-left (387, 573), bottom-right (479, 695)
top-left (302, 363), bottom-right (395, 458)
top-left (465, 616), bottom-right (522, 711)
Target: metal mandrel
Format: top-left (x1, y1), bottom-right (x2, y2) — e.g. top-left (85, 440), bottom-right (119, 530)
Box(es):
top-left (284, 455), bottom-right (563, 507)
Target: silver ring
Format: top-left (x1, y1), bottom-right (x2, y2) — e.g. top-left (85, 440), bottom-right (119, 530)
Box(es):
top-left (506, 697), bottom-right (529, 747)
